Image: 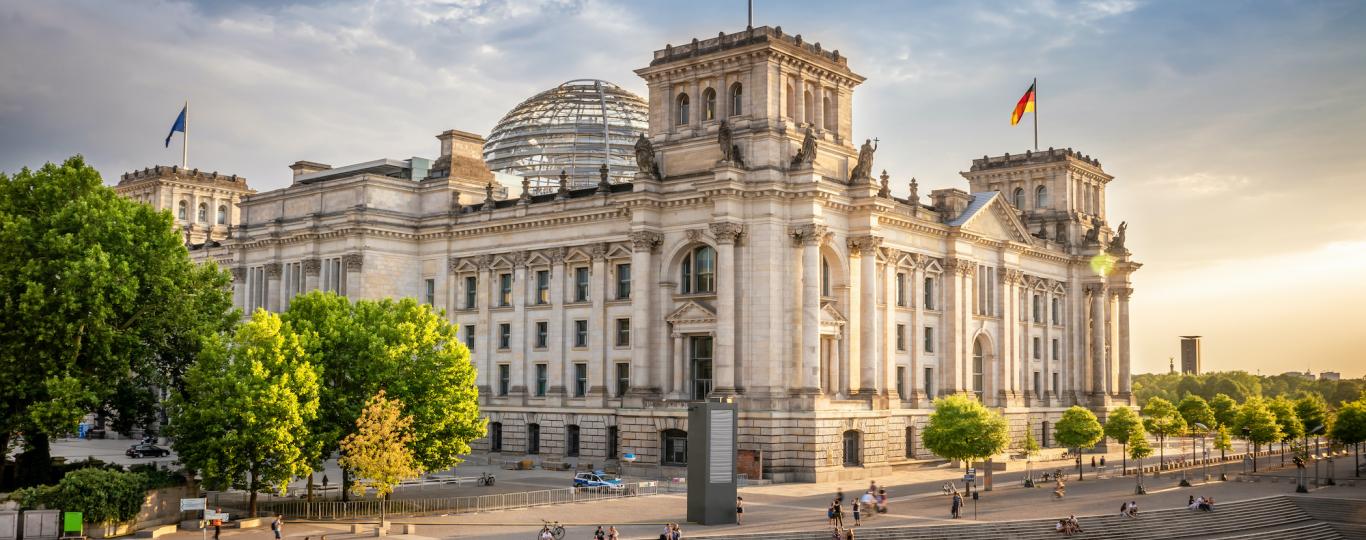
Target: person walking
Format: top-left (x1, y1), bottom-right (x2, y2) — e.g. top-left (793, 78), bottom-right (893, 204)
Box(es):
top-left (951, 491), bottom-right (962, 519)
top-left (832, 499), bottom-right (845, 528)
top-left (852, 495), bottom-right (862, 526)
top-left (607, 526), bottom-right (619, 540)
top-left (594, 525), bottom-right (606, 539)
top-left (736, 496), bottom-right (744, 525)
top-left (271, 516), bottom-right (282, 540)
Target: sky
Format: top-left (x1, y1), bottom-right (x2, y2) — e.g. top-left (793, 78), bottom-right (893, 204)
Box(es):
top-left (2, 0), bottom-right (1364, 377)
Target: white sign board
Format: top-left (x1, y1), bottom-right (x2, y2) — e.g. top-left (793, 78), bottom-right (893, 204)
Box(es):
top-left (179, 498), bottom-right (206, 512)
top-left (708, 408), bottom-right (734, 484)
top-left (205, 511), bottom-right (229, 522)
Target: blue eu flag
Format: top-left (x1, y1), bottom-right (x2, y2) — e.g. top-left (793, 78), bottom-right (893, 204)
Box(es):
top-left (165, 105), bottom-right (186, 148)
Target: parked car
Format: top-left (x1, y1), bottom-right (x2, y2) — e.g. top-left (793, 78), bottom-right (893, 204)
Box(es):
top-left (573, 471), bottom-right (624, 490)
top-left (126, 443), bottom-right (171, 458)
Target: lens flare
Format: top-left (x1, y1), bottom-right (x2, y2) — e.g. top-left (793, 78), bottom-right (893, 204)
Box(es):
top-left (1090, 252), bottom-right (1117, 277)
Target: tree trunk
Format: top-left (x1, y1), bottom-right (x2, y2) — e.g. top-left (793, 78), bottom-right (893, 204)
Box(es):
top-left (248, 470), bottom-right (259, 516)
top-left (1355, 443), bottom-right (1359, 478)
top-left (307, 473), bottom-right (314, 503)
top-left (15, 432), bottom-right (52, 487)
top-left (1077, 450), bottom-right (1083, 481)
top-left (1122, 443), bottom-right (1128, 475)
top-left (1159, 436), bottom-right (1165, 473)
top-left (342, 468), bottom-right (352, 502)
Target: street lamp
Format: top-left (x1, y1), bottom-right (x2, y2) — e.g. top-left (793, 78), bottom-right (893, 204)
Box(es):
top-left (1194, 423), bottom-right (1209, 482)
top-left (1307, 424), bottom-right (1324, 488)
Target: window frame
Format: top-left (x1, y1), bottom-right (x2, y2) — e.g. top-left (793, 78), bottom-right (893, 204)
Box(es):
top-left (675, 93), bottom-right (690, 126)
top-left (534, 363), bottom-right (548, 397)
top-left (615, 263), bottom-right (631, 299)
top-left (464, 276), bottom-right (478, 309)
top-left (535, 321), bottom-right (548, 349)
top-left (497, 364), bottom-right (509, 396)
top-left (574, 319), bottom-right (588, 348)
top-left (574, 267), bottom-right (590, 302)
top-left (728, 82), bottom-right (743, 116)
top-left (498, 273), bottom-right (512, 307)
top-left (573, 363), bottom-right (588, 397)
top-left (566, 424), bottom-right (581, 457)
top-left (701, 87), bottom-right (716, 121)
top-left (615, 362), bottom-right (630, 396)
top-left (498, 323), bottom-right (511, 350)
top-left (536, 270), bottom-right (550, 305)
top-left (616, 318), bottom-right (630, 347)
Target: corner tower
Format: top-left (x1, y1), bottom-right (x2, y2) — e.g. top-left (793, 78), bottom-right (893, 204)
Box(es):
top-left (634, 26), bottom-right (865, 179)
top-left (960, 148), bottom-right (1115, 247)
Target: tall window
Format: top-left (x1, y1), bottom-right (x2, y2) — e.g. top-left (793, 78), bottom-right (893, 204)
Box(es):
top-left (574, 267), bottom-right (589, 302)
top-left (924, 367), bottom-right (934, 397)
top-left (821, 258), bottom-right (831, 297)
top-left (896, 272), bottom-right (907, 307)
top-left (489, 422), bottom-right (503, 452)
top-left (823, 96), bottom-right (835, 130)
top-left (842, 430), bottom-right (861, 466)
top-left (498, 273), bottom-right (512, 307)
top-left (896, 366), bottom-right (906, 397)
top-left (690, 336), bottom-right (714, 399)
top-left (536, 270), bottom-right (550, 304)
top-left (1033, 337), bottom-right (1041, 359)
top-left (574, 320), bottom-right (588, 347)
top-left (217, 205), bottom-right (227, 225)
top-left (607, 426), bottom-right (619, 459)
top-left (680, 245), bottom-right (716, 294)
top-left (197, 203), bottom-right (208, 223)
top-left (424, 278), bottom-right (435, 305)
top-left (1051, 298), bottom-right (1060, 324)
top-left (1032, 294), bottom-right (1042, 323)
top-left (464, 276), bottom-right (477, 309)
top-left (785, 82), bottom-right (795, 118)
top-left (701, 87), bottom-right (716, 121)
top-left (675, 93), bottom-right (690, 125)
top-left (497, 364), bottom-right (509, 396)
top-left (1036, 185), bottom-right (1049, 208)
top-left (729, 83), bottom-right (743, 116)
top-left (566, 425), bottom-right (580, 457)
top-left (905, 426), bottom-right (915, 458)
top-left (972, 340), bottom-right (985, 401)
top-left (534, 363), bottom-right (548, 397)
top-left (1012, 187), bottom-right (1025, 209)
top-left (615, 363), bottom-right (630, 396)
top-left (498, 323), bottom-right (511, 349)
top-left (977, 267), bottom-right (997, 315)
top-left (1052, 338), bottom-right (1060, 360)
top-left (923, 277), bottom-right (936, 309)
top-left (573, 363), bottom-right (588, 397)
top-left (178, 200), bottom-right (188, 220)
top-left (924, 326), bottom-right (935, 353)
top-left (661, 429), bottom-right (687, 466)
top-left (803, 90), bottom-right (814, 123)
top-left (615, 263), bottom-right (631, 299)
top-left (616, 318), bottom-right (630, 347)
top-left (464, 324), bottom-right (476, 351)
top-left (527, 423), bottom-right (540, 454)
top-left (1034, 371), bottom-right (1042, 395)
top-left (896, 324), bottom-right (907, 351)
top-left (322, 257), bottom-right (345, 295)
top-left (1052, 372), bottom-right (1059, 396)
top-left (535, 321), bottom-right (548, 348)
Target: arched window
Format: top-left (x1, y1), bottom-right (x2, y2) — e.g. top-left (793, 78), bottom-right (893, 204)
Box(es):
top-left (1012, 188), bottom-right (1025, 209)
top-left (680, 245), bottom-right (716, 294)
top-left (1036, 185), bottom-right (1049, 208)
top-left (489, 421), bottom-right (503, 452)
top-left (565, 424), bottom-right (580, 457)
top-left (842, 430), bottom-right (861, 466)
top-left (661, 429), bottom-right (687, 466)
top-left (729, 83), bottom-right (743, 116)
top-left (702, 88), bottom-right (716, 121)
top-left (972, 340), bottom-right (985, 401)
top-left (217, 205), bottom-right (228, 225)
top-left (821, 257), bottom-right (831, 297)
top-left (197, 202), bottom-right (207, 223)
top-left (675, 93), bottom-right (690, 126)
top-left (786, 83), bottom-right (795, 118)
top-left (1054, 223), bottom-right (1066, 243)
top-left (823, 96), bottom-right (835, 130)
top-left (527, 423), bottom-right (541, 454)
top-left (803, 90), bottom-right (814, 123)
top-left (177, 200), bottom-right (188, 220)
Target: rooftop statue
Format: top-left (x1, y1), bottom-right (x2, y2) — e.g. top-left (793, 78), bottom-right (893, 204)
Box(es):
top-left (791, 127), bottom-right (817, 167)
top-left (634, 134), bottom-right (661, 179)
top-left (851, 138), bottom-right (877, 181)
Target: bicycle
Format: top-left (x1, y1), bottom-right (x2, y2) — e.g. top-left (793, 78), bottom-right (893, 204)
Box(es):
top-left (478, 472), bottom-right (496, 486)
top-left (539, 520), bottom-right (565, 540)
top-left (941, 482), bottom-right (956, 495)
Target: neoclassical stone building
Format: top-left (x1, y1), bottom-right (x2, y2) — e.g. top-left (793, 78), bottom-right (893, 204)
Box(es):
top-left (125, 26), bottom-right (1138, 482)
top-left (113, 166), bottom-right (253, 244)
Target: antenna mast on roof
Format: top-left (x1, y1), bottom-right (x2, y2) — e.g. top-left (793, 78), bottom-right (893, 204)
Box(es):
top-left (748, 0), bottom-right (753, 27)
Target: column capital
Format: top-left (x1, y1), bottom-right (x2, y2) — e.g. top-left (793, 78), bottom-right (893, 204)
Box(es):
top-left (790, 224), bottom-right (829, 247)
top-left (546, 247), bottom-right (567, 264)
top-left (509, 251), bottom-right (528, 267)
top-left (847, 235), bottom-right (883, 255)
top-left (710, 222), bottom-right (745, 245)
top-left (944, 257), bottom-right (976, 276)
top-left (446, 256), bottom-right (461, 274)
top-left (1085, 283), bottom-right (1107, 296)
top-left (1003, 268), bottom-right (1025, 284)
top-left (342, 252), bottom-right (363, 272)
top-left (475, 254), bottom-right (494, 270)
top-left (303, 258), bottom-right (322, 276)
top-left (264, 262), bottom-right (282, 278)
top-left (881, 247), bottom-right (902, 262)
top-left (230, 267), bottom-right (247, 283)
top-left (1112, 286), bottom-right (1134, 299)
top-left (629, 230), bottom-right (663, 252)
top-left (590, 243), bottom-right (609, 261)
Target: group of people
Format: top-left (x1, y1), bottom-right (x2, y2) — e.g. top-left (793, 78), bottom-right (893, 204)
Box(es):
top-left (1119, 500), bottom-right (1139, 518)
top-left (590, 526), bottom-right (619, 539)
top-left (827, 481), bottom-right (889, 529)
top-left (1188, 495), bottom-right (1217, 512)
top-left (657, 523), bottom-right (684, 539)
top-left (1054, 515), bottom-right (1083, 535)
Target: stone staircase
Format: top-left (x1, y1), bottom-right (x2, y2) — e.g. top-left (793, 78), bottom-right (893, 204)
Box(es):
top-left (696, 495), bottom-right (1357, 539)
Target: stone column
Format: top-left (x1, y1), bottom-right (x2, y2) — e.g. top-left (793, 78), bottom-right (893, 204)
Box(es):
top-left (303, 258), bottom-right (321, 292)
top-left (792, 225), bottom-right (825, 394)
top-left (265, 262), bottom-right (282, 312)
top-left (909, 256), bottom-right (927, 406)
top-left (547, 248), bottom-right (567, 397)
top-left (1087, 283), bottom-right (1106, 402)
top-left (882, 249), bottom-right (898, 400)
top-left (510, 252), bottom-right (530, 397)
top-left (589, 244), bottom-right (609, 397)
top-left (1004, 270), bottom-right (1024, 403)
top-left (710, 223), bottom-right (743, 395)
top-left (813, 82), bottom-right (826, 131)
top-left (476, 255), bottom-right (497, 394)
top-left (1117, 287), bottom-right (1133, 398)
top-left (342, 252), bottom-right (363, 299)
top-left (944, 258), bottom-right (973, 394)
top-left (672, 331), bottom-right (685, 398)
top-left (851, 236), bottom-right (882, 395)
top-left (627, 231), bottom-right (662, 396)
top-left (230, 267), bottom-right (247, 313)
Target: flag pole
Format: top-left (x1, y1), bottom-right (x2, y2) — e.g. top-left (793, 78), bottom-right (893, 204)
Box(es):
top-left (1027, 78), bottom-right (1038, 151)
top-left (182, 100), bottom-right (189, 169)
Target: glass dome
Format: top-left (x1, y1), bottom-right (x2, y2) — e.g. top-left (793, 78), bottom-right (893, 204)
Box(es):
top-left (483, 79), bottom-right (649, 194)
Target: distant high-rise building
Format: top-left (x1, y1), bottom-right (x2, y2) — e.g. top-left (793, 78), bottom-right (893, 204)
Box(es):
top-left (1180, 336), bottom-right (1202, 375)
top-left (1320, 372), bottom-right (1341, 381)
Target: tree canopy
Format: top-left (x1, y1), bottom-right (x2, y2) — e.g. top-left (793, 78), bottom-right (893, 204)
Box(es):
top-left (921, 395), bottom-right (1009, 467)
top-left (1133, 371), bottom-right (1364, 409)
top-left (1177, 394), bottom-right (1216, 433)
top-left (1141, 397), bottom-right (1187, 440)
top-left (338, 390), bottom-right (422, 506)
top-left (1209, 393), bottom-right (1241, 429)
top-left (1294, 394), bottom-right (1331, 436)
top-left (0, 156), bottom-right (235, 485)
top-left (1103, 407), bottom-right (1145, 471)
top-left (1234, 397), bottom-right (1283, 447)
top-left (167, 310), bottom-right (319, 514)
top-left (1266, 397), bottom-right (1304, 443)
top-left (1055, 406), bottom-right (1105, 450)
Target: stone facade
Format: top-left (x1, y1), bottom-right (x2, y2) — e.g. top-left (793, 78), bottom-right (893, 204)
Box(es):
top-left (113, 166), bottom-right (253, 245)
top-left (124, 26), bottom-right (1139, 483)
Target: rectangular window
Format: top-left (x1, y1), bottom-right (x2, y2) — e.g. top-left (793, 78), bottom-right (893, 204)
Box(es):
top-left (1033, 294), bottom-right (1042, 323)
top-left (616, 318), bottom-right (630, 347)
top-left (498, 323), bottom-right (511, 349)
top-left (535, 363), bottom-right (548, 397)
top-left (923, 277), bottom-right (935, 309)
top-left (574, 319), bottom-right (588, 348)
top-left (896, 324), bottom-right (907, 351)
top-left (574, 267), bottom-right (590, 302)
top-left (924, 326), bottom-right (935, 353)
top-left (574, 363), bottom-right (588, 397)
top-left (607, 426), bottom-right (619, 459)
top-left (1051, 297), bottom-right (1060, 324)
top-left (616, 263), bottom-right (631, 299)
top-left (896, 272), bottom-right (906, 307)
top-left (905, 426), bottom-right (915, 459)
top-left (424, 278), bottom-right (435, 305)
top-left (497, 364), bottom-right (509, 396)
top-left (536, 270), bottom-right (550, 304)
top-left (498, 273), bottom-right (512, 307)
top-left (527, 424), bottom-right (540, 454)
top-left (464, 324), bottom-right (476, 351)
top-left (1051, 338), bottom-right (1059, 360)
top-left (615, 363), bottom-right (630, 396)
top-left (490, 422), bottom-right (503, 452)
top-left (923, 367), bottom-right (934, 397)
top-left (464, 276), bottom-right (477, 309)
top-left (1033, 337), bottom-right (1041, 359)
top-left (535, 321), bottom-right (548, 349)
top-left (1052, 372), bottom-right (1059, 395)
top-left (896, 366), bottom-right (906, 397)
top-left (1034, 371), bottom-right (1041, 395)
top-left (566, 425), bottom-right (580, 457)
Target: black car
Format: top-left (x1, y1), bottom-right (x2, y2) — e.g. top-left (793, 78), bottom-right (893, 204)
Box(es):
top-left (126, 443), bottom-right (170, 458)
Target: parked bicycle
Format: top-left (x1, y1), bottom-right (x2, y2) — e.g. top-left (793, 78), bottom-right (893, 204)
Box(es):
top-left (478, 472), bottom-right (496, 486)
top-left (538, 520), bottom-right (565, 540)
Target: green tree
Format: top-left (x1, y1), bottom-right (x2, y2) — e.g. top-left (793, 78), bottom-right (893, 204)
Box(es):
top-left (1142, 397), bottom-right (1186, 469)
top-left (1267, 397), bottom-right (1304, 464)
top-left (921, 395), bottom-right (1010, 481)
top-left (1213, 425), bottom-right (1233, 460)
top-left (282, 293), bottom-right (484, 499)
top-left (1021, 428), bottom-right (1041, 461)
top-left (338, 390), bottom-right (422, 524)
top-left (1209, 393), bottom-right (1241, 429)
top-left (1295, 394), bottom-right (1331, 439)
top-left (1104, 407), bottom-right (1144, 474)
top-left (0, 156), bottom-right (235, 485)
top-left (1054, 406), bottom-right (1104, 480)
top-left (1128, 434), bottom-right (1153, 491)
top-left (167, 310), bottom-right (320, 514)
top-left (1177, 394), bottom-right (1217, 432)
top-left (1234, 396), bottom-right (1283, 473)
top-left (1329, 400), bottom-right (1366, 477)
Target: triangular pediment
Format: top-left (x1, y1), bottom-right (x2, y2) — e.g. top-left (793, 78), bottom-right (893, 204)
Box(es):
top-left (951, 192), bottom-right (1034, 245)
top-left (666, 301), bottom-right (716, 324)
top-left (606, 244), bottom-right (633, 260)
top-left (820, 303), bottom-right (847, 326)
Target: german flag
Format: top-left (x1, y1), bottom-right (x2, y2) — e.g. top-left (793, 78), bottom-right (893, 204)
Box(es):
top-left (1011, 81), bottom-right (1036, 125)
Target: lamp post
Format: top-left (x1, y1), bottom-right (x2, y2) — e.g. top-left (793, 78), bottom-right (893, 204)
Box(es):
top-left (1194, 423), bottom-right (1209, 482)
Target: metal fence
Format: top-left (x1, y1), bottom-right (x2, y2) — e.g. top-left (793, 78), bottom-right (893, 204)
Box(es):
top-left (212, 481), bottom-right (659, 520)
